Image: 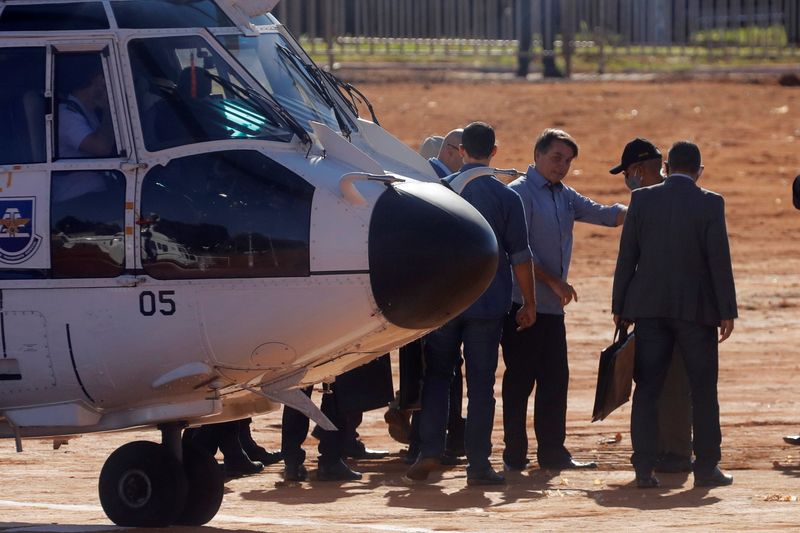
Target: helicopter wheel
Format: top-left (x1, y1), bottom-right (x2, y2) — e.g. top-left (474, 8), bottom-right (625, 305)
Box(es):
top-left (174, 440), bottom-right (225, 525)
top-left (98, 440), bottom-right (188, 527)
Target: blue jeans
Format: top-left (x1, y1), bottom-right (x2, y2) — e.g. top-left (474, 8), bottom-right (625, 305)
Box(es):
top-left (418, 315), bottom-right (503, 475)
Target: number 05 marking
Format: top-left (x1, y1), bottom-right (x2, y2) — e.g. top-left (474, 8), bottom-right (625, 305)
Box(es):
top-left (139, 290), bottom-right (176, 316)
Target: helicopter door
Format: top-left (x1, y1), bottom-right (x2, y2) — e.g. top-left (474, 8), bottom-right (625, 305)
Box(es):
top-left (49, 42), bottom-right (134, 281)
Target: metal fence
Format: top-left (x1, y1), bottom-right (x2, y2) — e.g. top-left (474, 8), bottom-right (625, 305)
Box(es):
top-left (271, 0), bottom-right (800, 74)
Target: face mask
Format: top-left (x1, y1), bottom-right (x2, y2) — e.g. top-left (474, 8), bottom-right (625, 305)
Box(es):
top-left (625, 172), bottom-right (643, 191)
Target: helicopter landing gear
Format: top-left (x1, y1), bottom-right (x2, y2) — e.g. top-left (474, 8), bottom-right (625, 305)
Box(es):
top-left (98, 423), bottom-right (224, 527)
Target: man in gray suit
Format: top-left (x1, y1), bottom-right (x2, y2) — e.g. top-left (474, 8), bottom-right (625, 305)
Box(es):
top-left (612, 141), bottom-right (737, 489)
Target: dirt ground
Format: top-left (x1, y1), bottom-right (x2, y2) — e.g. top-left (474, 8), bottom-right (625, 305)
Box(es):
top-left (2, 80), bottom-right (800, 532)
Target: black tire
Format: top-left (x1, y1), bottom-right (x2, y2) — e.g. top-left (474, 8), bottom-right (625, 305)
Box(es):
top-left (174, 441), bottom-right (225, 526)
top-left (99, 440), bottom-right (188, 527)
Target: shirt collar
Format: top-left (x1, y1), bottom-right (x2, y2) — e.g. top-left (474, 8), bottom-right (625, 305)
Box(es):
top-left (526, 165), bottom-right (563, 191)
top-left (459, 163), bottom-right (485, 172)
top-left (429, 157), bottom-right (450, 174)
top-left (668, 173), bottom-right (696, 183)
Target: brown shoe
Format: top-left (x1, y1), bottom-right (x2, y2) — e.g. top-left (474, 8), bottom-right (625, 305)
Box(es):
top-left (384, 407), bottom-right (411, 444)
top-left (403, 456), bottom-right (440, 482)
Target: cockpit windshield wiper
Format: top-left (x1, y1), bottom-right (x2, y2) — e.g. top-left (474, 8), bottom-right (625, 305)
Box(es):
top-left (275, 44), bottom-right (354, 139)
top-left (206, 72), bottom-right (311, 145)
top-left (322, 70), bottom-right (380, 126)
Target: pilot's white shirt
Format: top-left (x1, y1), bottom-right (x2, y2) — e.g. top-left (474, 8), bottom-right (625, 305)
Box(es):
top-left (58, 95), bottom-right (99, 159)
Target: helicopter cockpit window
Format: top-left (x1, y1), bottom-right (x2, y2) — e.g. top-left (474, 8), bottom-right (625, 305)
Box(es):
top-left (129, 36), bottom-right (294, 152)
top-left (54, 52), bottom-right (119, 159)
top-left (0, 3), bottom-right (108, 31)
top-left (218, 34), bottom-right (349, 134)
top-left (0, 47), bottom-right (46, 165)
top-left (51, 170), bottom-right (126, 278)
top-left (140, 150), bottom-right (313, 279)
top-left (112, 0), bottom-right (233, 29)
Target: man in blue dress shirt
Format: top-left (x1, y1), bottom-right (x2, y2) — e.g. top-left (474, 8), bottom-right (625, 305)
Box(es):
top-left (405, 122), bottom-right (537, 486)
top-left (502, 128), bottom-right (627, 471)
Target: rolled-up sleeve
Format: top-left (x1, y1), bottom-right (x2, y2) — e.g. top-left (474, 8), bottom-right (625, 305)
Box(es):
top-left (572, 189), bottom-right (625, 227)
top-left (504, 189), bottom-right (533, 266)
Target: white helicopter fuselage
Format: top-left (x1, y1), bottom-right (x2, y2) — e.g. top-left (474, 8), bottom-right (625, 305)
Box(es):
top-left (0, 1), bottom-right (497, 442)
top-left (0, 0), bottom-right (500, 526)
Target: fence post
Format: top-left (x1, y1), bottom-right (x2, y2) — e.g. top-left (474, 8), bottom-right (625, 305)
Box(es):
top-left (517, 0), bottom-right (533, 76)
top-left (324, 0), bottom-right (335, 69)
top-left (597, 0), bottom-right (606, 74)
top-left (562, 0), bottom-right (575, 77)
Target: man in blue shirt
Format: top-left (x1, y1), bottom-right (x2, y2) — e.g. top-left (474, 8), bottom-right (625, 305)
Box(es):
top-left (405, 122), bottom-right (537, 486)
top-left (502, 128), bottom-right (627, 471)
top-left (428, 129), bottom-right (463, 179)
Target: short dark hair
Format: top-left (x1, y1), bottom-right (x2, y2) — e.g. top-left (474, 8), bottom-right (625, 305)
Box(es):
top-left (668, 141), bottom-right (702, 173)
top-left (461, 121), bottom-right (495, 159)
top-left (534, 128), bottom-right (578, 159)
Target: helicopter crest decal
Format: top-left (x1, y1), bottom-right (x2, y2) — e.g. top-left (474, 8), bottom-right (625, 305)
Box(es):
top-left (0, 198), bottom-right (42, 264)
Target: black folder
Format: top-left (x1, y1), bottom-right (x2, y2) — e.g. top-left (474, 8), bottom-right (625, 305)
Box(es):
top-left (592, 328), bottom-right (635, 422)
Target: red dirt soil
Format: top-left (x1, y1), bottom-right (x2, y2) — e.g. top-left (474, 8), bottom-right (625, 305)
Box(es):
top-left (2, 80), bottom-right (800, 532)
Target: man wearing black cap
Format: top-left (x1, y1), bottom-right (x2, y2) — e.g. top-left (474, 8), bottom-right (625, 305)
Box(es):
top-left (613, 140), bottom-right (737, 489)
top-left (611, 138), bottom-right (693, 474)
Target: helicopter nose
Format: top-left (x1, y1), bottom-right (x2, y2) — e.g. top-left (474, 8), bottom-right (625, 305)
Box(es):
top-left (368, 181), bottom-right (499, 329)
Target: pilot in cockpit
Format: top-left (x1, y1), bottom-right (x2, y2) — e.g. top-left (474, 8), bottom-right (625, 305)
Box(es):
top-left (56, 54), bottom-right (117, 159)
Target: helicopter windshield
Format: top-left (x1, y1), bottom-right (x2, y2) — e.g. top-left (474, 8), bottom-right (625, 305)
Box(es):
top-left (218, 33), bottom-right (349, 134)
top-left (129, 35), bottom-right (295, 152)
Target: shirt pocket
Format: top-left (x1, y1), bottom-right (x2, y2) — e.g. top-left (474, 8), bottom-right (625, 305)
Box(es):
top-left (564, 199), bottom-right (576, 234)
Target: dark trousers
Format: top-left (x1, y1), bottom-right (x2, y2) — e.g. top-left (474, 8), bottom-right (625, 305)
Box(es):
top-left (281, 387), bottom-right (312, 467)
top-left (407, 358), bottom-right (466, 458)
top-left (418, 315), bottom-right (503, 474)
top-left (632, 318), bottom-right (721, 477)
top-left (657, 350), bottom-right (693, 459)
top-left (501, 309), bottom-right (570, 466)
top-left (187, 420), bottom-right (244, 459)
top-left (281, 387), bottom-right (345, 467)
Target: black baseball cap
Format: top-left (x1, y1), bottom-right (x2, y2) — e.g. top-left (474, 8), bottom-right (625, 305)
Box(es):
top-left (609, 138), bottom-right (662, 174)
top-left (793, 175), bottom-right (800, 210)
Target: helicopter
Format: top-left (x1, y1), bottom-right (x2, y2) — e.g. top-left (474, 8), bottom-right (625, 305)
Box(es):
top-left (0, 0), bottom-right (499, 527)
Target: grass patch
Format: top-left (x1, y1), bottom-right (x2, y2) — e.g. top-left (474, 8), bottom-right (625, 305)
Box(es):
top-left (296, 27), bottom-right (799, 74)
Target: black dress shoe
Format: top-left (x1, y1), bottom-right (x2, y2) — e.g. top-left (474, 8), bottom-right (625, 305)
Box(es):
top-left (317, 460), bottom-right (362, 481)
top-left (694, 467), bottom-right (733, 487)
top-left (636, 474), bottom-right (660, 489)
top-left (783, 435), bottom-right (800, 445)
top-left (467, 468), bottom-right (506, 486)
top-left (283, 463), bottom-right (308, 482)
top-left (224, 459), bottom-right (264, 477)
top-left (503, 458), bottom-right (530, 472)
top-left (343, 440), bottom-right (389, 459)
top-left (540, 458), bottom-right (598, 470)
top-left (440, 452), bottom-right (465, 466)
top-left (247, 448), bottom-right (282, 466)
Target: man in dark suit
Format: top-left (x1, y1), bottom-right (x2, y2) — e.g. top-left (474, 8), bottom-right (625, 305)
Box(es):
top-left (612, 141), bottom-right (737, 489)
top-left (610, 138), bottom-right (693, 474)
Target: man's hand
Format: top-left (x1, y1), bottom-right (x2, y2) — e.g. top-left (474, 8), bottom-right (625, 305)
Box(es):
top-left (552, 279), bottom-right (578, 307)
top-left (613, 314), bottom-right (632, 330)
top-left (515, 302), bottom-right (536, 331)
top-left (719, 319), bottom-right (734, 343)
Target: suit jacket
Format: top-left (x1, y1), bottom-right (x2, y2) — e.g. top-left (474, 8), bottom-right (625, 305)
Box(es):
top-left (612, 175), bottom-right (737, 326)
